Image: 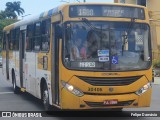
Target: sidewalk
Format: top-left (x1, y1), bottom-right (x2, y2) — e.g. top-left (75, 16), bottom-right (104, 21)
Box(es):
top-left (154, 77), bottom-right (160, 85)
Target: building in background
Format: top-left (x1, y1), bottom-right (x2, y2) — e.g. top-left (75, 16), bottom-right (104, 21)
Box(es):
top-left (114, 0), bottom-right (160, 60)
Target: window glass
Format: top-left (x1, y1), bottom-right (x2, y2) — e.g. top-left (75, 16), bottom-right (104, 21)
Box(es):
top-left (2, 32), bottom-right (6, 50)
top-left (33, 22), bottom-right (41, 51)
top-left (137, 0), bottom-right (146, 7)
top-left (26, 25), bottom-right (34, 50)
top-left (15, 28), bottom-right (20, 50)
top-left (35, 22), bottom-right (41, 36)
top-left (64, 22), bottom-right (151, 71)
top-left (120, 0), bottom-right (125, 3)
top-left (41, 19), bottom-right (51, 51)
top-left (10, 30), bottom-right (16, 50)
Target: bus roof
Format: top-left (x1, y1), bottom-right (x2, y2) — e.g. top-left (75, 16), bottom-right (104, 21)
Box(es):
top-left (3, 2), bottom-right (146, 31)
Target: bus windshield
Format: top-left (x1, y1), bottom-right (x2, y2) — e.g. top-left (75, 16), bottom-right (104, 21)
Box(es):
top-left (63, 21), bottom-right (151, 71)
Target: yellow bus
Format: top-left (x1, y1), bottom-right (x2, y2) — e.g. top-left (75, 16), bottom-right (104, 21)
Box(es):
top-left (2, 3), bottom-right (152, 111)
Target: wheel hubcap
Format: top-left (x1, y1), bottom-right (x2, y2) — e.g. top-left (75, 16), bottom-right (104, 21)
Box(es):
top-left (43, 90), bottom-right (48, 105)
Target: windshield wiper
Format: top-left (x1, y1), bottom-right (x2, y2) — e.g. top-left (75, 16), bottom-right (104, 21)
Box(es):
top-left (81, 18), bottom-right (98, 31)
top-left (80, 18), bottom-right (109, 31)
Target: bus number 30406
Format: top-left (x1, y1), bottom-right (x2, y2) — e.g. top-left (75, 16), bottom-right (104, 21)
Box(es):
top-left (88, 88), bottom-right (102, 92)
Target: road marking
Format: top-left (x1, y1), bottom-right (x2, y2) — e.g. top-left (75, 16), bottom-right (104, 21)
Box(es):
top-left (0, 92), bottom-right (14, 94)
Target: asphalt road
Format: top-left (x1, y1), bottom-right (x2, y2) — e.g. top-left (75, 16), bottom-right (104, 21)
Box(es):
top-left (0, 68), bottom-right (160, 120)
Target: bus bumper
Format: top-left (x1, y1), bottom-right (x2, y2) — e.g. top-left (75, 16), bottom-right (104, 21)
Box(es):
top-left (61, 88), bottom-right (152, 110)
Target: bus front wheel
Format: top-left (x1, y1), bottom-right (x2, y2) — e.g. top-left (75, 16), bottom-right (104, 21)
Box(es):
top-left (42, 84), bottom-right (52, 112)
top-left (12, 72), bottom-right (20, 94)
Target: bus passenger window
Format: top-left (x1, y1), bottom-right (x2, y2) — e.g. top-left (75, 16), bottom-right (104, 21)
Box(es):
top-left (26, 25), bottom-right (33, 51)
top-left (34, 22), bottom-right (41, 51)
top-left (8, 33), bottom-right (12, 50)
top-left (15, 28), bottom-right (20, 50)
top-left (10, 30), bottom-right (16, 50)
top-left (2, 32), bottom-right (6, 50)
top-left (41, 19), bottom-right (51, 51)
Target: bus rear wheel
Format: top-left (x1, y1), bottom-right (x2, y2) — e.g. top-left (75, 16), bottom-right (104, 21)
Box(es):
top-left (12, 73), bottom-right (20, 94)
top-left (42, 84), bottom-right (52, 112)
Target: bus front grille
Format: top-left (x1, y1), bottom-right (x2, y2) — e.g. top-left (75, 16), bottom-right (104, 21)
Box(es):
top-left (84, 100), bottom-right (134, 107)
top-left (78, 76), bottom-right (142, 86)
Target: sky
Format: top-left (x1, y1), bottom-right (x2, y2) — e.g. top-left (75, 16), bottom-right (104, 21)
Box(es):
top-left (0, 0), bottom-right (113, 19)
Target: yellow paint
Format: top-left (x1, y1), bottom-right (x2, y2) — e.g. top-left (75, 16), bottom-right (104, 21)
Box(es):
top-left (21, 88), bottom-right (26, 92)
top-left (61, 87), bottom-right (152, 109)
top-left (51, 14), bottom-right (61, 23)
top-left (9, 51), bottom-right (13, 59)
top-left (37, 52), bottom-right (51, 71)
top-left (156, 26), bottom-right (160, 45)
top-left (138, 88), bottom-right (152, 107)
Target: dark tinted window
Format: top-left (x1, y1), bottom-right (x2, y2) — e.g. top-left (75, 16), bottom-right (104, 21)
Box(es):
top-left (10, 30), bottom-right (16, 50)
top-left (15, 28), bottom-right (20, 50)
top-left (137, 0), bottom-right (146, 7)
top-left (41, 19), bottom-right (51, 51)
top-left (34, 22), bottom-right (41, 51)
top-left (2, 32), bottom-right (6, 50)
top-left (26, 25), bottom-right (34, 50)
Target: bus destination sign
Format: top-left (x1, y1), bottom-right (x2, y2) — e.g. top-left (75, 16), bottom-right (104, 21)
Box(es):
top-left (69, 5), bottom-right (145, 20)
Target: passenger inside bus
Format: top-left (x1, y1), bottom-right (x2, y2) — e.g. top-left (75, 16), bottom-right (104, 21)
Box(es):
top-left (70, 38), bottom-right (82, 61)
top-left (80, 41), bottom-right (87, 59)
top-left (86, 30), bottom-right (99, 58)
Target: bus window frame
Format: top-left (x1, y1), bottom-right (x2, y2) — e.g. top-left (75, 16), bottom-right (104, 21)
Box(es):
top-left (10, 29), bottom-right (16, 51)
top-left (62, 21), bottom-right (152, 72)
top-left (41, 18), bottom-right (51, 53)
top-left (26, 24), bottom-right (34, 52)
top-left (15, 28), bottom-right (20, 51)
top-left (26, 19), bottom-right (51, 53)
top-left (33, 22), bottom-right (41, 52)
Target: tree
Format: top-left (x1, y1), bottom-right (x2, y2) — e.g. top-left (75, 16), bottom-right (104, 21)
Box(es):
top-left (0, 11), bottom-right (7, 19)
top-left (5, 1), bottom-right (25, 19)
top-left (0, 19), bottom-right (18, 48)
top-left (0, 1), bottom-right (24, 47)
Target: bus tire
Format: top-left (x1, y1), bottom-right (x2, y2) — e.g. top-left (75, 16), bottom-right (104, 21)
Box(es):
top-left (42, 84), bottom-right (52, 112)
top-left (12, 72), bottom-right (20, 94)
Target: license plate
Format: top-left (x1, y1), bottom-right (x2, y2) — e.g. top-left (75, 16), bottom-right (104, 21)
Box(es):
top-left (103, 99), bottom-right (118, 105)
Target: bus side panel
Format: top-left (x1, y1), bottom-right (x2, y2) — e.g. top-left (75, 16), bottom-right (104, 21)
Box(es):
top-left (15, 51), bottom-right (20, 87)
top-left (9, 51), bottom-right (16, 82)
top-left (36, 52), bottom-right (52, 102)
top-left (25, 52), bottom-right (36, 95)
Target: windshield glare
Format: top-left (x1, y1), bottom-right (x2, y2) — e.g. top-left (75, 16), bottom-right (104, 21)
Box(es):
top-left (63, 21), bottom-right (151, 71)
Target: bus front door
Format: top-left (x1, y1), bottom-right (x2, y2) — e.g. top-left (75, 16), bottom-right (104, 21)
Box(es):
top-left (51, 23), bottom-right (61, 106)
top-left (19, 30), bottom-right (26, 89)
top-left (6, 33), bottom-right (10, 80)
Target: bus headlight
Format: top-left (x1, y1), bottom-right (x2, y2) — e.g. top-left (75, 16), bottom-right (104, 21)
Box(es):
top-left (135, 82), bottom-right (152, 95)
top-left (61, 80), bottom-right (84, 97)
